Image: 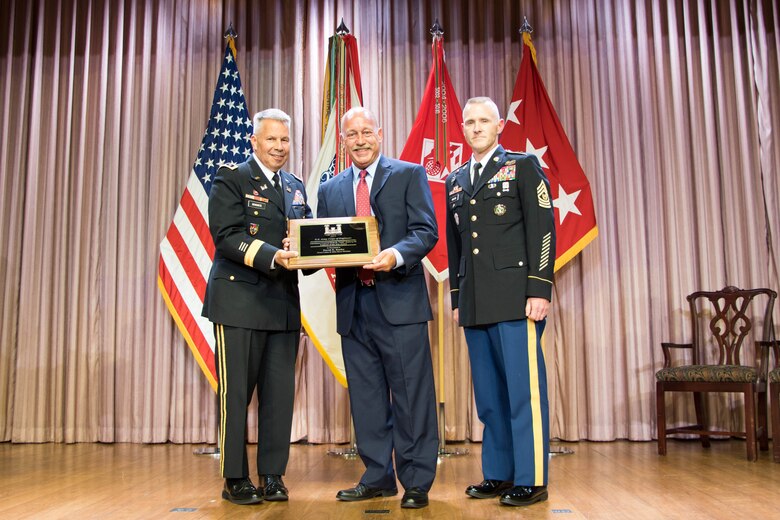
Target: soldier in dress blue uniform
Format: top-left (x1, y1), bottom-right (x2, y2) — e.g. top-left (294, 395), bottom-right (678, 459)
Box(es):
top-left (445, 97), bottom-right (556, 507)
top-left (202, 109), bottom-right (310, 505)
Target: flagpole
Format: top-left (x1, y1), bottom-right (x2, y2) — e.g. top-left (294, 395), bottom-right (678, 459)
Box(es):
top-left (317, 18), bottom-right (359, 460)
top-left (429, 20), bottom-right (467, 458)
top-left (193, 22), bottom-right (240, 458)
top-left (517, 17), bottom-right (573, 458)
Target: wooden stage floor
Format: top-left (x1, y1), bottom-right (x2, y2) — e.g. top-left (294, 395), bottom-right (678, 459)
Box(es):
top-left (1, 440), bottom-right (779, 519)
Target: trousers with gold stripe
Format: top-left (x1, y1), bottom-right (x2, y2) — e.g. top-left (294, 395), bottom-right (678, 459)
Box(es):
top-left (214, 324), bottom-right (298, 479)
top-left (464, 318), bottom-right (549, 486)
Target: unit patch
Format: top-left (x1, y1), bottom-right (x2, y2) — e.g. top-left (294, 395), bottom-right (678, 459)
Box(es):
top-left (537, 181), bottom-right (551, 208)
top-left (249, 223), bottom-right (259, 236)
top-left (292, 189), bottom-right (305, 205)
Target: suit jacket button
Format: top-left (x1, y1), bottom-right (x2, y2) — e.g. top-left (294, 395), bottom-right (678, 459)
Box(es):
top-left (472, 231), bottom-right (478, 238)
top-left (470, 215), bottom-right (477, 222)
top-left (470, 199), bottom-right (476, 205)
top-left (254, 211), bottom-right (259, 216)
top-left (229, 275), bottom-right (235, 281)
top-left (518, 261), bottom-right (523, 266)
top-left (473, 248), bottom-right (479, 255)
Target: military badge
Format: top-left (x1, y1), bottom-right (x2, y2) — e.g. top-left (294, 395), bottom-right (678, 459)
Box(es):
top-left (246, 193), bottom-right (269, 202)
top-left (286, 186), bottom-right (292, 192)
top-left (505, 159), bottom-right (516, 166)
top-left (261, 184), bottom-right (268, 191)
top-left (249, 223), bottom-right (259, 236)
top-left (502, 181), bottom-right (510, 192)
top-left (449, 185), bottom-right (462, 195)
top-left (494, 204), bottom-right (507, 216)
top-left (488, 164), bottom-right (516, 183)
top-left (253, 190), bottom-right (259, 196)
top-left (292, 189), bottom-right (305, 205)
top-left (537, 180), bottom-right (551, 208)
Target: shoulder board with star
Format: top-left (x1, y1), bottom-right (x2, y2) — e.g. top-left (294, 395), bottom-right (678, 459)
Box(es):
top-left (217, 162), bottom-right (239, 174)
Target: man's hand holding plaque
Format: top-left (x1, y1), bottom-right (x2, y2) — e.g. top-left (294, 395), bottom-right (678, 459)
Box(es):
top-left (286, 216), bottom-right (381, 269)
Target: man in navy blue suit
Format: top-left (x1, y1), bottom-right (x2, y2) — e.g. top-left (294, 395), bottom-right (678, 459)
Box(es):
top-left (317, 107), bottom-right (439, 509)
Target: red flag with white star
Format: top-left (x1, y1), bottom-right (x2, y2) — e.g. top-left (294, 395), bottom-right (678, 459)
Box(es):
top-left (501, 33), bottom-right (597, 270)
top-left (399, 35), bottom-right (470, 281)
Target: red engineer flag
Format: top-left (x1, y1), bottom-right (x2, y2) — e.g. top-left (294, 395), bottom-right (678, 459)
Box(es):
top-left (500, 32), bottom-right (598, 270)
top-left (399, 34), bottom-right (470, 282)
top-left (158, 39), bottom-right (253, 390)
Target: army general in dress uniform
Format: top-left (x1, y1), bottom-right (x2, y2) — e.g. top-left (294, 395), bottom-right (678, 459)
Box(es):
top-left (445, 97), bottom-right (556, 507)
top-left (202, 108), bottom-right (310, 506)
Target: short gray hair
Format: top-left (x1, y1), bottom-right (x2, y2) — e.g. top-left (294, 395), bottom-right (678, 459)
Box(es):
top-left (253, 108), bottom-right (291, 134)
top-left (463, 97), bottom-right (501, 121)
top-left (340, 107), bottom-right (380, 133)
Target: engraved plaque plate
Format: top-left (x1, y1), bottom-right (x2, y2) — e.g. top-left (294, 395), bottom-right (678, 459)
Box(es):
top-left (287, 216), bottom-right (380, 269)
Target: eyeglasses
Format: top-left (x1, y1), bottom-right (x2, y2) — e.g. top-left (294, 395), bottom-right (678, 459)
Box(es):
top-left (343, 130), bottom-right (376, 142)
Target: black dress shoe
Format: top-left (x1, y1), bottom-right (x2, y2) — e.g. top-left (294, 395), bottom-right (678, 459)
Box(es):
top-left (465, 479), bottom-right (513, 499)
top-left (336, 483), bottom-right (398, 501)
top-left (401, 487), bottom-right (429, 509)
top-left (499, 485), bottom-right (548, 506)
top-left (260, 474), bottom-right (288, 501)
top-left (222, 478), bottom-right (264, 505)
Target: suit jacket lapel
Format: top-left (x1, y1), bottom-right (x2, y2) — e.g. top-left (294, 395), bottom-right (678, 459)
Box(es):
top-left (337, 168), bottom-right (356, 216)
top-left (459, 161), bottom-right (474, 197)
top-left (279, 171), bottom-right (293, 214)
top-left (370, 155), bottom-right (391, 204)
top-left (247, 159), bottom-right (284, 210)
top-left (473, 146), bottom-right (505, 194)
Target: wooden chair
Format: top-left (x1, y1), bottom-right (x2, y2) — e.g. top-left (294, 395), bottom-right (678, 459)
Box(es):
top-left (656, 286), bottom-right (776, 461)
top-left (770, 357), bottom-right (780, 462)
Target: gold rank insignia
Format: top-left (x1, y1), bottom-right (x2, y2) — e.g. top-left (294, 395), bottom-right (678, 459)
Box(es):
top-left (494, 204), bottom-right (507, 216)
top-left (537, 180), bottom-right (551, 208)
top-left (249, 223), bottom-right (259, 236)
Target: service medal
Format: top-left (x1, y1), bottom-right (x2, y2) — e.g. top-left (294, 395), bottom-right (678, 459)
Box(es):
top-left (249, 223), bottom-right (259, 235)
top-left (494, 204), bottom-right (507, 216)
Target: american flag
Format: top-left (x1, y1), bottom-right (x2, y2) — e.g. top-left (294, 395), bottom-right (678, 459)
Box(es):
top-left (158, 42), bottom-right (252, 390)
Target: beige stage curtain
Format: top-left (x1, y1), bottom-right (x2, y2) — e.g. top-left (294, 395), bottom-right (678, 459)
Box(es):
top-left (0, 0), bottom-right (778, 444)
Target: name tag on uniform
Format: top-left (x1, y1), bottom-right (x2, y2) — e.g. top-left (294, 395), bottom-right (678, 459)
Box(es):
top-left (247, 200), bottom-right (267, 210)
